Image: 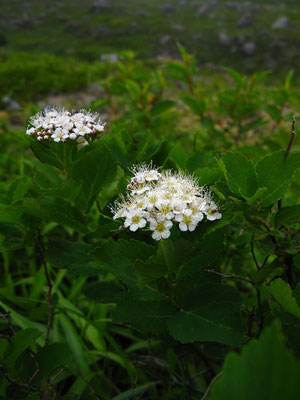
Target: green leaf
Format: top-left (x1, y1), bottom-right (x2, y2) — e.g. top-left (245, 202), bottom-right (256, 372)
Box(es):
top-left (71, 142), bottom-right (119, 211)
top-left (58, 313), bottom-right (90, 376)
top-left (84, 281), bottom-right (125, 303)
top-left (275, 205), bottom-right (300, 228)
top-left (33, 343), bottom-right (73, 383)
top-left (168, 273), bottom-right (244, 346)
top-left (218, 152), bottom-right (258, 199)
top-left (268, 279), bottom-right (300, 319)
top-left (169, 145), bottom-right (188, 169)
top-left (182, 96), bottom-right (205, 116)
top-left (90, 239), bottom-right (163, 300)
top-left (194, 167), bottom-right (222, 186)
top-left (210, 324), bottom-right (300, 400)
top-left (5, 328), bottom-right (41, 366)
top-left (9, 176), bottom-right (31, 202)
top-left (167, 61), bottom-right (188, 83)
top-left (256, 150), bottom-right (300, 206)
top-left (151, 100), bottom-right (176, 117)
top-left (113, 295), bottom-right (176, 334)
top-left (125, 79), bottom-right (141, 101)
top-left (45, 239), bottom-right (99, 276)
top-left (23, 196), bottom-right (86, 232)
top-left (168, 310), bottom-right (244, 347)
top-left (111, 382), bottom-right (159, 400)
top-left (30, 140), bottom-right (77, 172)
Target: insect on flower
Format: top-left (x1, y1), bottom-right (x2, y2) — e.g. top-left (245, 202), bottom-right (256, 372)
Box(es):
top-left (110, 163), bottom-right (222, 240)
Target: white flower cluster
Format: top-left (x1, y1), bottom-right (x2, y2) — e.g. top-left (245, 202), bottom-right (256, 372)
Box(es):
top-left (111, 163), bottom-right (222, 240)
top-left (26, 107), bottom-right (105, 143)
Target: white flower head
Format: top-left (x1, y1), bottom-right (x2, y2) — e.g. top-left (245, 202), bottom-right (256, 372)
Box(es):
top-left (111, 163), bottom-right (222, 240)
top-left (124, 210), bottom-right (147, 232)
top-left (26, 107), bottom-right (105, 143)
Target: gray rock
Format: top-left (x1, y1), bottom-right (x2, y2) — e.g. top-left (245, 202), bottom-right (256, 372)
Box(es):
top-left (90, 0), bottom-right (111, 12)
top-left (271, 16), bottom-right (289, 30)
top-left (242, 41), bottom-right (256, 56)
top-left (100, 53), bottom-right (118, 63)
top-left (162, 4), bottom-right (176, 15)
top-left (130, 21), bottom-right (138, 29)
top-left (237, 14), bottom-right (253, 29)
top-left (159, 34), bottom-right (171, 45)
top-left (88, 82), bottom-right (105, 95)
top-left (236, 34), bottom-right (250, 44)
top-left (135, 9), bottom-right (150, 18)
top-left (7, 100), bottom-right (21, 111)
top-left (2, 96), bottom-right (21, 111)
top-left (197, 4), bottom-right (211, 16)
top-left (172, 23), bottom-right (184, 31)
top-left (192, 33), bottom-right (203, 41)
top-left (219, 32), bottom-right (232, 47)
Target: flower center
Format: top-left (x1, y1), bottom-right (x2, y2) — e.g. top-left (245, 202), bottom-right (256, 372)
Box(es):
top-left (132, 215), bottom-right (141, 224)
top-left (183, 215), bottom-right (192, 225)
top-left (207, 208), bottom-right (216, 216)
top-left (156, 222), bottom-right (166, 232)
top-left (161, 205), bottom-right (171, 214)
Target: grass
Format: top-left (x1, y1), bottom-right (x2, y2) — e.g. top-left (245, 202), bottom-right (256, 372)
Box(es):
top-left (0, 0), bottom-right (299, 76)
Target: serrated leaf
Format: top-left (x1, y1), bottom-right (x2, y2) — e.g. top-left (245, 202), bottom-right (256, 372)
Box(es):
top-left (71, 142), bottom-right (118, 211)
top-left (9, 176), bottom-right (31, 202)
top-left (23, 196), bottom-right (86, 232)
top-left (113, 295), bottom-right (176, 334)
top-left (90, 239), bottom-right (163, 300)
top-left (182, 96), bottom-right (205, 116)
top-left (151, 100), bottom-right (176, 117)
top-left (275, 205), bottom-right (300, 228)
top-left (169, 145), bottom-right (188, 169)
top-left (194, 167), bottom-right (222, 186)
top-left (210, 324), bottom-right (300, 400)
top-left (45, 239), bottom-right (98, 276)
top-left (268, 279), bottom-right (300, 319)
top-left (256, 150), bottom-right (300, 206)
top-left (218, 152), bottom-right (258, 199)
top-left (168, 310), bottom-right (244, 347)
top-left (33, 343), bottom-right (73, 384)
top-left (5, 329), bottom-right (41, 366)
top-left (84, 281), bottom-right (125, 303)
top-left (167, 272), bottom-right (244, 346)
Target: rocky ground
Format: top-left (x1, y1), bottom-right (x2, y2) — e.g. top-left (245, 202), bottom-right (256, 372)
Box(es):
top-left (0, 0), bottom-right (299, 73)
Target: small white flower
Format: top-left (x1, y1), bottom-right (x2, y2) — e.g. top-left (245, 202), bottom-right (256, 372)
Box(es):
top-left (26, 127), bottom-right (35, 135)
top-left (73, 124), bottom-right (92, 136)
top-left (124, 210), bottom-right (147, 232)
top-left (203, 201), bottom-right (222, 221)
top-left (150, 219), bottom-right (173, 240)
top-left (95, 123), bottom-right (105, 132)
top-left (51, 128), bottom-right (69, 142)
top-left (156, 200), bottom-right (174, 220)
top-left (131, 185), bottom-right (151, 195)
top-left (175, 209), bottom-right (202, 232)
top-left (69, 133), bottom-right (77, 140)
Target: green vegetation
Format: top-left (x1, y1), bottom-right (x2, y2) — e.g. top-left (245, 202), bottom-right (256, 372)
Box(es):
top-left (0, 0), bottom-right (299, 75)
top-left (0, 45), bottom-right (300, 398)
top-left (1, 1), bottom-right (300, 398)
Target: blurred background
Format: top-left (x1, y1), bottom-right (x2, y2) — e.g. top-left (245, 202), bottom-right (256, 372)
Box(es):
top-left (0, 0), bottom-right (299, 128)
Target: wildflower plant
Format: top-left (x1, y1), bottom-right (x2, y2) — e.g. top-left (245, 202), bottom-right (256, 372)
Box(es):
top-left (26, 107), bottom-right (105, 143)
top-left (111, 163), bottom-right (222, 240)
